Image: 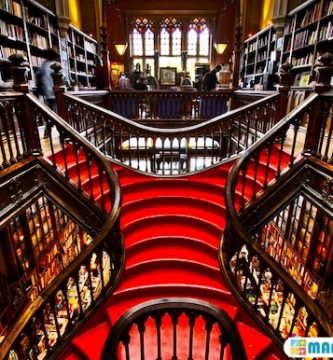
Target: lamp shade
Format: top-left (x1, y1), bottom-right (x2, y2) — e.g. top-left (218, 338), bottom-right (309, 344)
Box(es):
top-left (214, 42), bottom-right (228, 55)
top-left (115, 43), bottom-right (128, 56)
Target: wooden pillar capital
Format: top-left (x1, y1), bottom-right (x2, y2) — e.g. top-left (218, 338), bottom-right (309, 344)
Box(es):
top-left (315, 52), bottom-right (333, 93)
top-left (8, 53), bottom-right (30, 92)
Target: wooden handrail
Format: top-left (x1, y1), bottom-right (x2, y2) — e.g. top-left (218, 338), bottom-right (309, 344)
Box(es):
top-left (0, 93), bottom-right (123, 360)
top-left (223, 90), bottom-right (333, 345)
top-left (102, 298), bottom-right (247, 360)
top-left (63, 91), bottom-right (280, 174)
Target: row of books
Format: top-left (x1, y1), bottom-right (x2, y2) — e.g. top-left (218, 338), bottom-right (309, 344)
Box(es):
top-left (0, 45), bottom-right (25, 58)
top-left (294, 29), bottom-right (317, 49)
top-left (31, 55), bottom-right (43, 67)
top-left (25, 9), bottom-right (48, 29)
top-left (0, 22), bottom-right (24, 41)
top-left (0, 0), bottom-right (22, 17)
top-left (298, 2), bottom-right (321, 28)
top-left (324, 0), bottom-right (333, 16)
top-left (30, 33), bottom-right (49, 49)
top-left (244, 41), bottom-right (257, 54)
top-left (291, 53), bottom-right (315, 66)
top-left (319, 20), bottom-right (333, 40)
top-left (257, 50), bottom-right (268, 62)
top-left (294, 71), bottom-right (311, 86)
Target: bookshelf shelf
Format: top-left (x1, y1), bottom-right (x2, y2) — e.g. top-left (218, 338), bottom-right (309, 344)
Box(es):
top-left (0, 0), bottom-right (60, 87)
top-left (67, 25), bottom-right (98, 88)
top-left (240, 25), bottom-right (276, 90)
top-left (282, 0), bottom-right (333, 88)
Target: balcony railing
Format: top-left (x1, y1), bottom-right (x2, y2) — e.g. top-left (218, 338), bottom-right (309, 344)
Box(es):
top-left (101, 298), bottom-right (247, 360)
top-left (62, 91), bottom-right (279, 174)
top-left (223, 54), bottom-right (333, 347)
top-left (0, 88), bottom-right (123, 360)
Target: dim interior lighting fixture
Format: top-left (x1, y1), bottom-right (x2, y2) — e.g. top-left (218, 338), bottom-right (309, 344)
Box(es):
top-left (114, 8), bottom-right (128, 55)
top-left (214, 43), bottom-right (228, 55)
top-left (115, 43), bottom-right (128, 56)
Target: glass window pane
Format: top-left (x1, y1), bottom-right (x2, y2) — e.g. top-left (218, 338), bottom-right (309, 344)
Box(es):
top-left (145, 28), bottom-right (154, 56)
top-left (159, 56), bottom-right (182, 71)
top-left (199, 27), bottom-right (209, 56)
top-left (172, 28), bottom-right (182, 55)
top-left (187, 28), bottom-right (197, 56)
top-left (132, 29), bottom-right (143, 56)
top-left (160, 28), bottom-right (170, 55)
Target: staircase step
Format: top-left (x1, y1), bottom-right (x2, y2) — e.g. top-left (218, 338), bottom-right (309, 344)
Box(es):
top-left (107, 284), bottom-right (236, 323)
top-left (122, 215), bottom-right (223, 247)
top-left (121, 196), bottom-right (226, 229)
top-left (72, 321), bottom-right (111, 360)
top-left (236, 321), bottom-right (273, 359)
top-left (117, 259), bottom-right (224, 291)
top-left (126, 236), bottom-right (218, 268)
top-left (121, 179), bottom-right (225, 205)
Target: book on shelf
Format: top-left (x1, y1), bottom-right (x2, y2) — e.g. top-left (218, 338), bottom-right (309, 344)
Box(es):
top-left (294, 71), bottom-right (311, 86)
top-left (1, 0), bottom-right (22, 17)
top-left (319, 21), bottom-right (333, 40)
top-left (324, 0), bottom-right (333, 16)
top-left (0, 22), bottom-right (24, 41)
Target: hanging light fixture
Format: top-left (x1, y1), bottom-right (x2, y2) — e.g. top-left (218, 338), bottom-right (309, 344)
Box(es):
top-left (114, 8), bottom-right (128, 56)
top-left (214, 7), bottom-right (228, 55)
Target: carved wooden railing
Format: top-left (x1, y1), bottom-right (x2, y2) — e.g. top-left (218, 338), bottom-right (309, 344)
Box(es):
top-left (0, 90), bottom-right (123, 360)
top-left (106, 89), bottom-right (232, 120)
top-left (101, 298), bottom-right (247, 360)
top-left (223, 55), bottom-right (333, 347)
top-left (62, 92), bottom-right (279, 174)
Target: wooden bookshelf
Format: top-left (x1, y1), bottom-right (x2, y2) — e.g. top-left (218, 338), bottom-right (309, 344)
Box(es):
top-left (282, 0), bottom-right (333, 87)
top-left (240, 25), bottom-right (277, 90)
top-left (67, 25), bottom-right (99, 88)
top-left (0, 0), bottom-right (60, 86)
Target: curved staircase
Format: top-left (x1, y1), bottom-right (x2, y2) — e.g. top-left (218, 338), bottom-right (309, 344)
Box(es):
top-left (59, 158), bottom-right (286, 360)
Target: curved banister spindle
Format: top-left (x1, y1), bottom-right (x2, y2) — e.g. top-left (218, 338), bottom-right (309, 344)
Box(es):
top-left (223, 54), bottom-right (333, 348)
top-left (62, 92), bottom-right (279, 174)
top-left (102, 299), bottom-right (246, 360)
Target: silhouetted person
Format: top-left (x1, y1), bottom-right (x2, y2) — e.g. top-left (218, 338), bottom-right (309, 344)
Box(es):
top-left (39, 48), bottom-right (60, 111)
top-left (133, 78), bottom-right (148, 91)
top-left (202, 64), bottom-right (222, 91)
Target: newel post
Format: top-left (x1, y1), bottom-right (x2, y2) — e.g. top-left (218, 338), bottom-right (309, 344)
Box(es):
top-left (8, 54), bottom-right (41, 155)
top-left (8, 53), bottom-right (30, 93)
top-left (303, 53), bottom-right (333, 156)
top-left (51, 62), bottom-right (68, 122)
top-left (275, 62), bottom-right (294, 124)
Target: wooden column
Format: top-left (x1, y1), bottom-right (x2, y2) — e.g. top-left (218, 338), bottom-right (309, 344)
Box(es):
top-left (100, 0), bottom-right (112, 90)
top-left (275, 62), bottom-right (294, 123)
top-left (9, 54), bottom-right (41, 155)
top-left (303, 53), bottom-right (333, 156)
top-left (51, 63), bottom-right (68, 122)
top-left (8, 53), bottom-right (30, 93)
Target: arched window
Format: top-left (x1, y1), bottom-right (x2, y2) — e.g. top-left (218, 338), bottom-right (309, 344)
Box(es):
top-left (186, 18), bottom-right (211, 80)
top-left (130, 18), bottom-right (155, 77)
top-left (159, 18), bottom-right (183, 71)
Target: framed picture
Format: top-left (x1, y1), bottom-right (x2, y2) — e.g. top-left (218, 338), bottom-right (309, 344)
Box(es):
top-left (160, 67), bottom-right (177, 86)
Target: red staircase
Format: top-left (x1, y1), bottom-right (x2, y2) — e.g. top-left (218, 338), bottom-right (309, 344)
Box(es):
top-left (54, 151), bottom-right (287, 359)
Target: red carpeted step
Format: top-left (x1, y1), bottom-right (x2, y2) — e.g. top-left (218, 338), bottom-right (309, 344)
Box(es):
top-left (57, 154), bottom-right (286, 360)
top-left (236, 321), bottom-right (273, 359)
top-left (120, 196), bottom-right (226, 229)
top-left (126, 236), bottom-right (219, 268)
top-left (122, 215), bottom-right (223, 247)
top-left (121, 179), bottom-right (225, 205)
top-left (106, 286), bottom-right (237, 324)
top-left (71, 321), bottom-right (111, 360)
top-left (117, 259), bottom-right (223, 291)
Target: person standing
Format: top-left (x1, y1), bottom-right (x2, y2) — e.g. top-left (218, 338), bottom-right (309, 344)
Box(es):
top-left (201, 64), bottom-right (222, 91)
top-left (39, 48), bottom-right (60, 111)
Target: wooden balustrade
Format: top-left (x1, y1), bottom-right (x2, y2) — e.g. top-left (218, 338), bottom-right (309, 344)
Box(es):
top-left (106, 89), bottom-right (232, 121)
top-left (63, 92), bottom-right (279, 174)
top-left (223, 53), bottom-right (333, 347)
top-left (102, 298), bottom-right (246, 360)
top-left (0, 53), bottom-right (123, 360)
